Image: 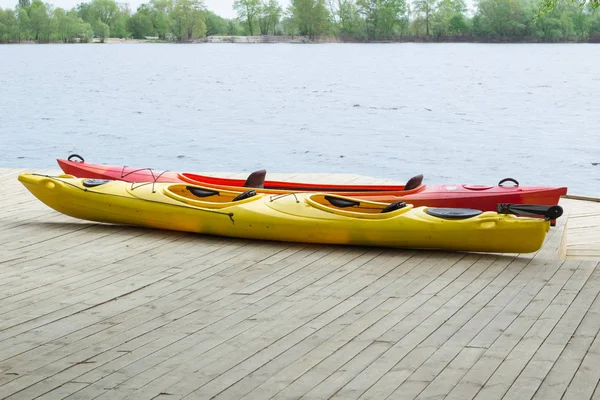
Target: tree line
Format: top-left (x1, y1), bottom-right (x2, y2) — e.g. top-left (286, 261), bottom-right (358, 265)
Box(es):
top-left (1, 0), bottom-right (599, 43)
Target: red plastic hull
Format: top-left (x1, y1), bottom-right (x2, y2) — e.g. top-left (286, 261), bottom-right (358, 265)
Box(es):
top-left (57, 158), bottom-right (568, 211)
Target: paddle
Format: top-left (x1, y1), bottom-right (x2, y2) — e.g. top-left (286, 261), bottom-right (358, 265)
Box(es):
top-left (497, 204), bottom-right (563, 221)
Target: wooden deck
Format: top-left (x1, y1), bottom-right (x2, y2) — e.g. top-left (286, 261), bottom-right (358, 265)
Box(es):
top-left (0, 167), bottom-right (599, 400)
top-left (560, 197), bottom-right (600, 261)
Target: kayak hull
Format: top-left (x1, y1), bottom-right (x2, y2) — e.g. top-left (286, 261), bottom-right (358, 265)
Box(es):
top-left (19, 173), bottom-right (554, 254)
top-left (56, 158), bottom-right (568, 211)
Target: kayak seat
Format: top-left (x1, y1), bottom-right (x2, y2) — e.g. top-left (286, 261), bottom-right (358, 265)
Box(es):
top-left (381, 201), bottom-right (407, 213)
top-left (325, 196), bottom-right (360, 208)
top-left (426, 208), bottom-right (483, 219)
top-left (83, 179), bottom-right (112, 188)
top-left (244, 169), bottom-right (266, 188)
top-left (404, 174), bottom-right (423, 191)
top-left (233, 190), bottom-right (257, 202)
top-left (187, 187), bottom-right (220, 198)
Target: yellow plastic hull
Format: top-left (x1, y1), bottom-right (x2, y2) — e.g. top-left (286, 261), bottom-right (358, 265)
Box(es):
top-left (18, 174), bottom-right (552, 254)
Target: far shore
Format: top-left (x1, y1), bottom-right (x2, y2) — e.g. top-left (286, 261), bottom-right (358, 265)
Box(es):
top-left (5, 35), bottom-right (600, 45)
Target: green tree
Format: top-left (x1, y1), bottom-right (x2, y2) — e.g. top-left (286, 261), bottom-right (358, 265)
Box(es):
top-left (97, 19), bottom-right (109, 40)
top-left (17, 6), bottom-right (30, 41)
top-left (89, 0), bottom-right (118, 26)
top-left (128, 6), bottom-right (154, 38)
top-left (28, 0), bottom-right (52, 42)
top-left (111, 3), bottom-right (131, 37)
top-left (357, 0), bottom-right (407, 39)
top-left (289, 0), bottom-right (330, 37)
top-left (77, 0), bottom-right (123, 37)
top-left (532, 0), bottom-right (589, 40)
top-left (0, 8), bottom-right (18, 42)
top-left (233, 0), bottom-right (261, 34)
top-left (432, 0), bottom-right (468, 37)
top-left (226, 18), bottom-right (242, 34)
top-left (334, 0), bottom-right (365, 37)
top-left (171, 0), bottom-right (206, 41)
top-left (472, 0), bottom-right (532, 39)
top-left (54, 7), bottom-right (84, 42)
top-left (205, 10), bottom-right (228, 35)
top-left (539, 0), bottom-right (599, 17)
top-left (413, 0), bottom-right (436, 36)
top-left (148, 0), bottom-right (172, 39)
top-left (79, 20), bottom-right (94, 40)
top-left (258, 0), bottom-right (282, 34)
top-left (571, 5), bottom-right (589, 37)
top-left (590, 8), bottom-right (600, 33)
top-left (76, 2), bottom-right (93, 23)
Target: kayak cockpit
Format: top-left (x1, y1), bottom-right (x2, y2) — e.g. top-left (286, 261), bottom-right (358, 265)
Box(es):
top-left (178, 171), bottom-right (426, 194)
top-left (163, 184), bottom-right (261, 209)
top-left (305, 194), bottom-right (413, 219)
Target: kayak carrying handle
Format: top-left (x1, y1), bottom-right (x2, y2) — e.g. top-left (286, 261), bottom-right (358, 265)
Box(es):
top-left (497, 204), bottom-right (563, 221)
top-left (68, 154), bottom-right (85, 162)
top-left (498, 177), bottom-right (519, 187)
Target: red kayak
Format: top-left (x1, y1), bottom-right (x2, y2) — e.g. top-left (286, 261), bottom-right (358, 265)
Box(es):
top-left (57, 155), bottom-right (568, 213)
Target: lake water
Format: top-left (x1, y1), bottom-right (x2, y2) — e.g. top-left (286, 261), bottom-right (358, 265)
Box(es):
top-left (0, 43), bottom-right (598, 196)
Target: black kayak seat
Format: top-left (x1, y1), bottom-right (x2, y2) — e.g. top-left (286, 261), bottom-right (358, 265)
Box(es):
top-left (83, 179), bottom-right (112, 188)
top-left (426, 208), bottom-right (483, 219)
top-left (188, 187), bottom-right (220, 198)
top-left (325, 196), bottom-right (360, 208)
top-left (404, 174), bottom-right (424, 191)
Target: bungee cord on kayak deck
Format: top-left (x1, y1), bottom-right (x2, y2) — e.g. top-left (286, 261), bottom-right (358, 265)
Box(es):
top-left (68, 153), bottom-right (172, 194)
top-left (128, 178), bottom-right (166, 194)
top-left (120, 166), bottom-right (170, 194)
top-left (122, 167), bottom-right (170, 191)
top-left (269, 193), bottom-right (300, 203)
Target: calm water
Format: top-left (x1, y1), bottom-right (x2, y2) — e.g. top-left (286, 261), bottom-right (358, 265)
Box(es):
top-left (1, 43), bottom-right (598, 196)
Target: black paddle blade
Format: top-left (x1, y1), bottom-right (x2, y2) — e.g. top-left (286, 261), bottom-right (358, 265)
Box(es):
top-left (244, 169), bottom-right (266, 188)
top-left (497, 204), bottom-right (564, 220)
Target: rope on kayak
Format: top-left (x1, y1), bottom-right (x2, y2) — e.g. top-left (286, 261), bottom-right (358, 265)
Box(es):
top-left (121, 167), bottom-right (170, 193)
top-left (128, 181), bottom-right (158, 193)
top-left (269, 193), bottom-right (300, 203)
top-left (120, 166), bottom-right (171, 193)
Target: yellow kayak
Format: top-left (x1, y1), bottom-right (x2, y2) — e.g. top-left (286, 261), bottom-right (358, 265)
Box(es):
top-left (18, 173), bottom-right (561, 254)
